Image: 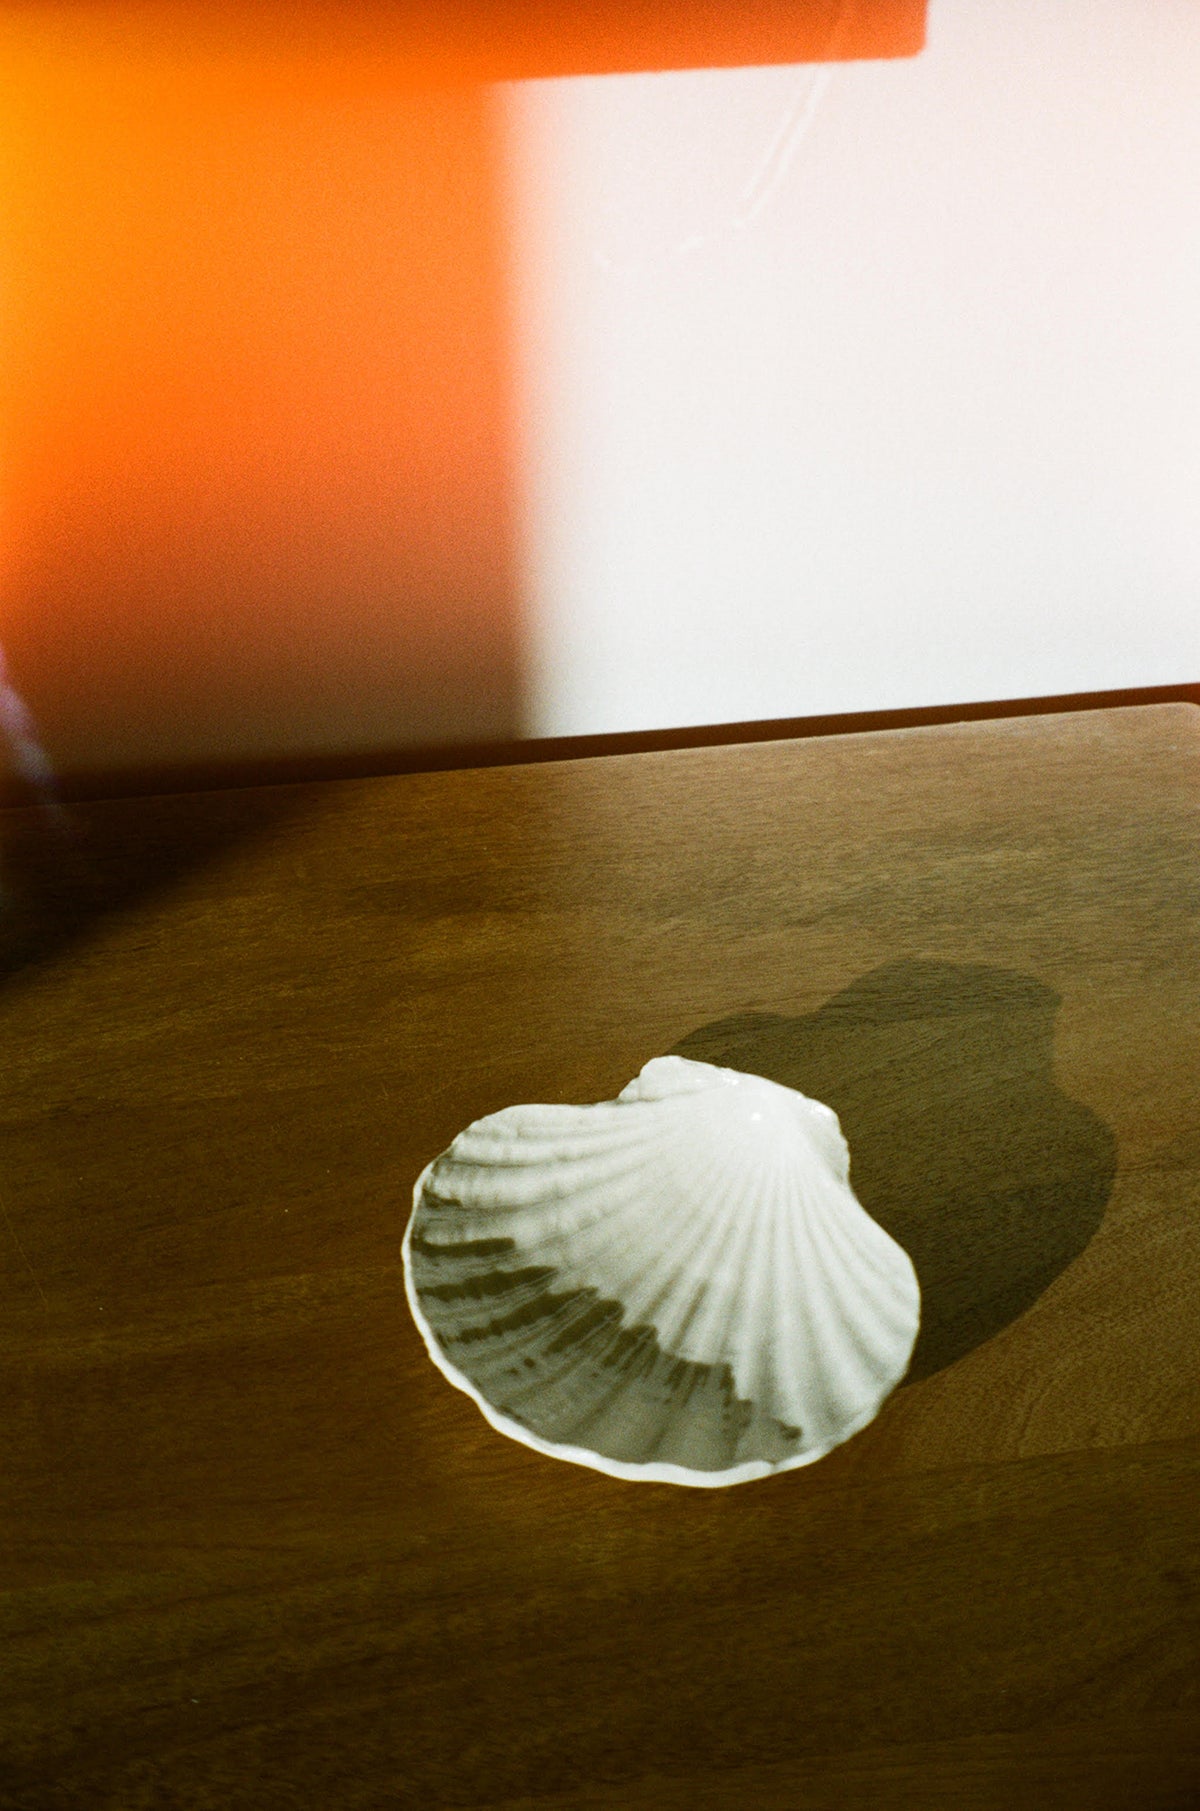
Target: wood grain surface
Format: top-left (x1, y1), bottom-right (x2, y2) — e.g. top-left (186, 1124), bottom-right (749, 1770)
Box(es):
top-left (1, 704), bottom-right (1197, 1809)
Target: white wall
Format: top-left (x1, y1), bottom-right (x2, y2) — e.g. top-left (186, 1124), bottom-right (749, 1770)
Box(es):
top-left (501, 0), bottom-right (1200, 737)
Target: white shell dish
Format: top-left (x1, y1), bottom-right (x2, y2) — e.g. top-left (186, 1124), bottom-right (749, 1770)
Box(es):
top-left (403, 1056), bottom-right (920, 1488)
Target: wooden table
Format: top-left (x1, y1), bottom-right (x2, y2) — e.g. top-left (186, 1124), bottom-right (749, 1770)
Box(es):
top-left (2, 704), bottom-right (1197, 1809)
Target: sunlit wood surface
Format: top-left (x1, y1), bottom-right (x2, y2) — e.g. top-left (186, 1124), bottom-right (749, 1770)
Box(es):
top-left (2, 705), bottom-right (1197, 1809)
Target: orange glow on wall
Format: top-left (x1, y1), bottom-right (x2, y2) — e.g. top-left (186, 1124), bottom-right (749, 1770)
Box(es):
top-left (1, 20), bottom-right (520, 778)
top-left (1, 4), bottom-right (926, 83)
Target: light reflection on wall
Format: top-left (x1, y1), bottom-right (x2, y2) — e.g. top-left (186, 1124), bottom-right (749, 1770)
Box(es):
top-left (503, 0), bottom-right (1200, 738)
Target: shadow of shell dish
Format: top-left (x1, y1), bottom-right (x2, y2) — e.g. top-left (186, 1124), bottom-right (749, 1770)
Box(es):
top-left (403, 1056), bottom-right (921, 1487)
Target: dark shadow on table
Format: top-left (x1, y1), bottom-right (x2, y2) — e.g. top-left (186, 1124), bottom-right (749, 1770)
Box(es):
top-left (0, 786), bottom-right (323, 988)
top-left (672, 958), bottom-right (1116, 1383)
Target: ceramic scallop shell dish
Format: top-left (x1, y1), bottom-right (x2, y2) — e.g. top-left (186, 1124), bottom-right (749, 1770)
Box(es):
top-left (403, 1056), bottom-right (920, 1487)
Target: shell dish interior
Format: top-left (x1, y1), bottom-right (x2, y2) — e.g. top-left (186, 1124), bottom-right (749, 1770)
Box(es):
top-left (403, 1056), bottom-right (921, 1487)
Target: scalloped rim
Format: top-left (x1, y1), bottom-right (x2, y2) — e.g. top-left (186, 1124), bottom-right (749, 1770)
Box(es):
top-left (402, 1161), bottom-right (895, 1490)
